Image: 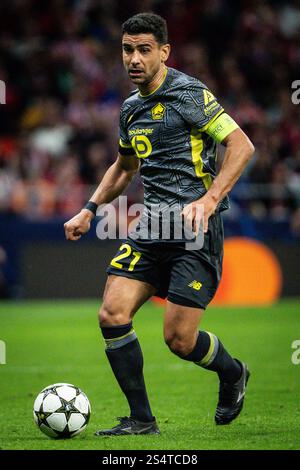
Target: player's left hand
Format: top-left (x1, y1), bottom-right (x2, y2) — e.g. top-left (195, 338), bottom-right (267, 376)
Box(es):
top-left (181, 194), bottom-right (218, 235)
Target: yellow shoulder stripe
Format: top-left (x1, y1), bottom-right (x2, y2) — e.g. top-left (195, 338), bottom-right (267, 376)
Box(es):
top-left (190, 128), bottom-right (212, 190)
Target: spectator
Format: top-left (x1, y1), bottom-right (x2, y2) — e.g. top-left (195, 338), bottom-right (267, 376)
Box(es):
top-left (0, 0), bottom-right (298, 228)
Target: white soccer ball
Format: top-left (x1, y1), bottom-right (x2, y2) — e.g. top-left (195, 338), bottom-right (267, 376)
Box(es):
top-left (33, 383), bottom-right (91, 438)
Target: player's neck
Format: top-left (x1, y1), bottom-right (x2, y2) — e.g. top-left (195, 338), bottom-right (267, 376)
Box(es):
top-left (139, 66), bottom-right (167, 97)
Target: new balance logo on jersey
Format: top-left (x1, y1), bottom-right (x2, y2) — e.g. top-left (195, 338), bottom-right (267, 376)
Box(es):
top-left (188, 280), bottom-right (202, 291)
top-left (203, 89), bottom-right (215, 105)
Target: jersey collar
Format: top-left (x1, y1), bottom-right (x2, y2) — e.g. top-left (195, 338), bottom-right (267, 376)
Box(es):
top-left (138, 67), bottom-right (168, 98)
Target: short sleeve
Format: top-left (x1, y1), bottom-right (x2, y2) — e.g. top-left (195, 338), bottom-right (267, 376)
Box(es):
top-left (180, 85), bottom-right (224, 130)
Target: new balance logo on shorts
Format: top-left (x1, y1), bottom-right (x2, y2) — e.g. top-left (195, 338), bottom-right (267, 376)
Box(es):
top-left (188, 280), bottom-right (202, 291)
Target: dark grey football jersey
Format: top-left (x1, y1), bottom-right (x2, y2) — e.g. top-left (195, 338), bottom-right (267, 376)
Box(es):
top-left (118, 67), bottom-right (235, 242)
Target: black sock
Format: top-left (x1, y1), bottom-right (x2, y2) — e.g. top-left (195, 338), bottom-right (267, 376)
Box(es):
top-left (101, 322), bottom-right (154, 422)
top-left (182, 331), bottom-right (242, 384)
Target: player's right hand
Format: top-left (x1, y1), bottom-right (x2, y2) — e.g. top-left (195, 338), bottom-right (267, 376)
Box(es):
top-left (64, 210), bottom-right (93, 241)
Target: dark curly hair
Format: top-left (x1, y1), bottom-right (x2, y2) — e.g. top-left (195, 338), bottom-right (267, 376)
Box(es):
top-left (122, 13), bottom-right (168, 45)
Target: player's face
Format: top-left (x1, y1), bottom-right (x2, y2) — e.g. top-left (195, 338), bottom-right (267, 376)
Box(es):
top-left (122, 33), bottom-right (170, 86)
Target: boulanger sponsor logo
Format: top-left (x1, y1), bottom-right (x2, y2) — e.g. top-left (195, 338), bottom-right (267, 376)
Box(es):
top-left (131, 135), bottom-right (152, 159)
top-left (0, 340), bottom-right (6, 364)
top-left (128, 128), bottom-right (154, 136)
top-left (0, 80), bottom-right (6, 104)
top-left (291, 80), bottom-right (300, 105)
top-left (291, 340), bottom-right (300, 365)
top-left (95, 196), bottom-right (204, 250)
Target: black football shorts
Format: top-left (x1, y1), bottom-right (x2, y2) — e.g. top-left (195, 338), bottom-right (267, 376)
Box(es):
top-left (106, 213), bottom-right (224, 309)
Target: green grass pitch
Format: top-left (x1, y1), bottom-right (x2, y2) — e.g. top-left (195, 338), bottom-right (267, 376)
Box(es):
top-left (0, 299), bottom-right (299, 450)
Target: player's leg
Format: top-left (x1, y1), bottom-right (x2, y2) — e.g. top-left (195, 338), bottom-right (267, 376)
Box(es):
top-left (96, 274), bottom-right (159, 436)
top-left (163, 302), bottom-right (204, 357)
top-left (164, 301), bottom-right (242, 382)
top-left (163, 301), bottom-right (250, 425)
top-left (165, 215), bottom-right (250, 424)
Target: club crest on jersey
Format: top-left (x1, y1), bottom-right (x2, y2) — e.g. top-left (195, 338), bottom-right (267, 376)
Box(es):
top-left (151, 102), bottom-right (166, 120)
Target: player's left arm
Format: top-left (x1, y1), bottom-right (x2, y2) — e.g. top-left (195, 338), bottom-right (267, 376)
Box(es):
top-left (180, 88), bottom-right (255, 234)
top-left (200, 126), bottom-right (255, 232)
top-left (182, 121), bottom-right (255, 234)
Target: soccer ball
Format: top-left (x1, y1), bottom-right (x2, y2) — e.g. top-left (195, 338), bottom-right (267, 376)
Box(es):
top-left (33, 383), bottom-right (91, 438)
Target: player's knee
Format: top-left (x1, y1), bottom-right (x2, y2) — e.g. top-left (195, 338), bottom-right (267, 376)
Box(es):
top-left (98, 304), bottom-right (130, 327)
top-left (164, 333), bottom-right (193, 357)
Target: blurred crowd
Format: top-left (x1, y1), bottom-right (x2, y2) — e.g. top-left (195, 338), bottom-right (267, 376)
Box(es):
top-left (0, 0), bottom-right (300, 233)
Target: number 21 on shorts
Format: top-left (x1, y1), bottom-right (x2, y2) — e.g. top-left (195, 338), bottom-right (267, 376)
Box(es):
top-left (110, 243), bottom-right (141, 271)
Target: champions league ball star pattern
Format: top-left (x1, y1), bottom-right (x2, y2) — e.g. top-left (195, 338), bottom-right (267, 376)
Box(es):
top-left (33, 383), bottom-right (91, 438)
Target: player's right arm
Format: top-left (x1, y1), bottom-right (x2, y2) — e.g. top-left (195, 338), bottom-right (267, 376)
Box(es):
top-left (64, 152), bottom-right (139, 241)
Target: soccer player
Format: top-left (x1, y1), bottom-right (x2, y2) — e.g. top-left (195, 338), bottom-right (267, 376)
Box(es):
top-left (64, 13), bottom-right (255, 435)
